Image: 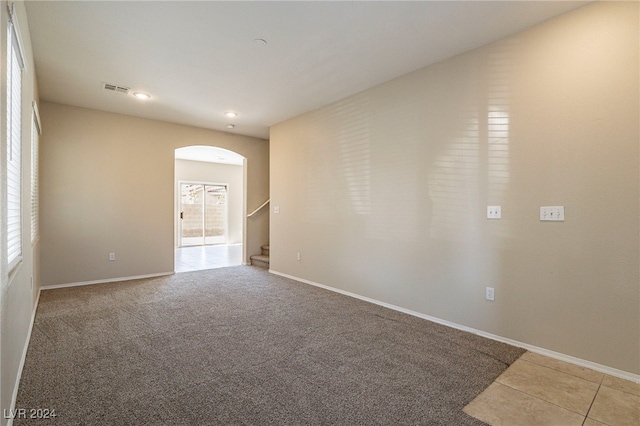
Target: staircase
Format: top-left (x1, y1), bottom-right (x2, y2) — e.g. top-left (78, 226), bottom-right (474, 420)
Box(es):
top-left (250, 244), bottom-right (270, 268)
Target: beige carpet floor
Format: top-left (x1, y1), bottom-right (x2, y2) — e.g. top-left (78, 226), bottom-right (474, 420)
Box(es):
top-left (15, 266), bottom-right (524, 425)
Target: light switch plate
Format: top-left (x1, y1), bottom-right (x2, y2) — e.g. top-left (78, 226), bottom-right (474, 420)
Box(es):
top-left (487, 206), bottom-right (501, 219)
top-left (540, 206), bottom-right (564, 221)
top-left (486, 287), bottom-right (495, 301)
top-left (273, 206), bottom-right (280, 214)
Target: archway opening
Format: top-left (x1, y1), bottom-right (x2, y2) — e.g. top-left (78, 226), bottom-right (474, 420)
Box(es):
top-left (174, 146), bottom-right (246, 272)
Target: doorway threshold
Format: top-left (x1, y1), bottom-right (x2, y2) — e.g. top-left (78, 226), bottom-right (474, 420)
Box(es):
top-left (175, 243), bottom-right (242, 273)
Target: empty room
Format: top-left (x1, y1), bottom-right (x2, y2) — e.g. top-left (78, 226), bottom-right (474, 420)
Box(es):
top-left (1, 1), bottom-right (638, 425)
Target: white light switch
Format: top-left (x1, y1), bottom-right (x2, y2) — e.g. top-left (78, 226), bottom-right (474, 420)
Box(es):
top-left (487, 206), bottom-right (501, 219)
top-left (273, 206), bottom-right (280, 214)
top-left (540, 206), bottom-right (564, 221)
top-left (486, 287), bottom-right (495, 301)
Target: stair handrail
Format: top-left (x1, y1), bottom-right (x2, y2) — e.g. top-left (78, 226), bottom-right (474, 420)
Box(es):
top-left (247, 199), bottom-right (270, 217)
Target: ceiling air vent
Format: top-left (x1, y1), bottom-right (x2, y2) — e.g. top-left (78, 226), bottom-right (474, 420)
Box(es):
top-left (102, 83), bottom-right (130, 95)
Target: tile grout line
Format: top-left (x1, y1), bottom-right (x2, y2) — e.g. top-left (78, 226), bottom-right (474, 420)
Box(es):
top-left (512, 357), bottom-right (604, 415)
top-left (509, 358), bottom-right (611, 420)
top-left (520, 355), bottom-right (604, 385)
top-left (582, 373), bottom-right (605, 426)
top-left (494, 379), bottom-right (589, 419)
top-left (524, 355), bottom-right (640, 398)
top-left (597, 382), bottom-right (640, 398)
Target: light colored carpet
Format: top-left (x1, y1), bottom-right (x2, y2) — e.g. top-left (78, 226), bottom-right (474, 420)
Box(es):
top-left (16, 266), bottom-right (524, 425)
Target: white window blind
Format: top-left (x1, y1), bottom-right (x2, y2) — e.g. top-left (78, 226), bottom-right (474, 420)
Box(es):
top-left (31, 102), bottom-right (41, 243)
top-left (7, 3), bottom-right (24, 271)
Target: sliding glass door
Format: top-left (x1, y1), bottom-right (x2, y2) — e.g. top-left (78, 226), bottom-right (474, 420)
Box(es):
top-left (180, 183), bottom-right (228, 246)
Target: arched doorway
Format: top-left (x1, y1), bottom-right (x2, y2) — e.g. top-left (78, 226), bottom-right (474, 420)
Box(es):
top-left (174, 146), bottom-right (246, 272)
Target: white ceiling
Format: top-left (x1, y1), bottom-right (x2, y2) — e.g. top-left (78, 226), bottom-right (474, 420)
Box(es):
top-left (25, 0), bottom-right (591, 141)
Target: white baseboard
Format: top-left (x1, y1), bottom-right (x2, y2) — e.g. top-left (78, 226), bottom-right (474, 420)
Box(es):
top-left (7, 289), bottom-right (41, 426)
top-left (41, 272), bottom-right (174, 290)
top-left (269, 269), bottom-right (640, 384)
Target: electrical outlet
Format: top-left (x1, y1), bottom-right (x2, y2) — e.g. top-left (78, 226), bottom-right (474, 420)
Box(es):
top-left (487, 206), bottom-right (501, 219)
top-left (486, 287), bottom-right (495, 301)
top-left (109, 252), bottom-right (116, 261)
top-left (296, 252), bottom-right (301, 261)
top-left (273, 206), bottom-right (280, 214)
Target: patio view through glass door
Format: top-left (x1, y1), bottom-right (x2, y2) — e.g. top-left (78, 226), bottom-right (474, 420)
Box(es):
top-left (180, 183), bottom-right (228, 246)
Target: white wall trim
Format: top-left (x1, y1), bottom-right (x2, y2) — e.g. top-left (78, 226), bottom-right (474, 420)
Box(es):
top-left (269, 269), bottom-right (640, 384)
top-left (7, 289), bottom-right (41, 426)
top-left (41, 272), bottom-right (174, 290)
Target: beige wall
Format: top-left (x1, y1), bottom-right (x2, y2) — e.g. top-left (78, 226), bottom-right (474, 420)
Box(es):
top-left (40, 102), bottom-right (269, 286)
top-left (270, 1), bottom-right (639, 375)
top-left (0, 1), bottom-right (40, 422)
top-left (175, 159), bottom-right (244, 245)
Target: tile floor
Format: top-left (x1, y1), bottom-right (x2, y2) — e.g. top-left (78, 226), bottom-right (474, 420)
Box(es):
top-left (175, 244), bottom-right (243, 273)
top-left (464, 351), bottom-right (640, 425)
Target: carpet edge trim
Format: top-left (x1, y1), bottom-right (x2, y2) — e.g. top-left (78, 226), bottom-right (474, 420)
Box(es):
top-left (269, 269), bottom-right (640, 384)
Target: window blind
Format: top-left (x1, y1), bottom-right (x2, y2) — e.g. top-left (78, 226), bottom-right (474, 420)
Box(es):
top-left (31, 102), bottom-right (41, 243)
top-left (7, 4), bottom-right (24, 271)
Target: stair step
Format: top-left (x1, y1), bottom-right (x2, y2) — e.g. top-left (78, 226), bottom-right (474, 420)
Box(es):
top-left (261, 245), bottom-right (270, 256)
top-left (250, 254), bottom-right (269, 268)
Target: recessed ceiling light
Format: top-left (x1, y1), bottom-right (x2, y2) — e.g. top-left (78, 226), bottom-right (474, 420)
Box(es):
top-left (226, 124), bottom-right (235, 129)
top-left (224, 111), bottom-right (238, 118)
top-left (253, 38), bottom-right (267, 46)
top-left (133, 92), bottom-right (151, 100)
